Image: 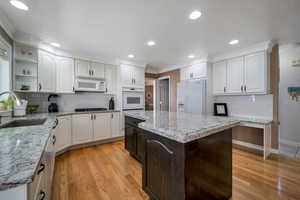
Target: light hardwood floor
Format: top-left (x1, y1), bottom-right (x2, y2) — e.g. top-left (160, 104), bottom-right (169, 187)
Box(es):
top-left (52, 141), bottom-right (300, 200)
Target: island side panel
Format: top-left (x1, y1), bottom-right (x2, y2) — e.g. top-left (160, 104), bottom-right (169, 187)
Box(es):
top-left (142, 130), bottom-right (185, 200)
top-left (185, 128), bottom-right (232, 200)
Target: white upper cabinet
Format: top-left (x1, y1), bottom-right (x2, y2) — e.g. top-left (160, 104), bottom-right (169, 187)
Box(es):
top-left (75, 59), bottom-right (90, 78)
top-left (90, 62), bottom-right (105, 79)
top-left (120, 64), bottom-right (145, 88)
top-left (133, 66), bottom-right (145, 87)
top-left (38, 50), bottom-right (56, 92)
top-left (180, 62), bottom-right (207, 81)
top-left (226, 57), bottom-right (244, 94)
top-left (212, 51), bottom-right (268, 95)
top-left (212, 61), bottom-right (227, 94)
top-left (105, 64), bottom-right (118, 94)
top-left (93, 113), bottom-right (111, 140)
top-left (56, 56), bottom-right (75, 93)
top-left (244, 52), bottom-right (266, 94)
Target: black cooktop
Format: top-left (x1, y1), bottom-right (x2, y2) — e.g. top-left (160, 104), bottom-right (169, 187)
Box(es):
top-left (75, 108), bottom-right (108, 112)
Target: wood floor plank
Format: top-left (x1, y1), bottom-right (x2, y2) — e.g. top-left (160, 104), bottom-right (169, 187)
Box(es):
top-left (52, 141), bottom-right (300, 200)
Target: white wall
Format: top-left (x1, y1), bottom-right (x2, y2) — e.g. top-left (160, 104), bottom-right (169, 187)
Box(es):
top-left (214, 95), bottom-right (273, 119)
top-left (278, 44), bottom-right (300, 158)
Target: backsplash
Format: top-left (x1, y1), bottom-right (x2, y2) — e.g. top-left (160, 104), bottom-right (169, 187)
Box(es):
top-left (18, 92), bottom-right (116, 113)
top-left (214, 95), bottom-right (273, 119)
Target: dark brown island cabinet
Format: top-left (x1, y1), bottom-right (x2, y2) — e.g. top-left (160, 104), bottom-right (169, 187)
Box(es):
top-left (125, 116), bottom-right (232, 200)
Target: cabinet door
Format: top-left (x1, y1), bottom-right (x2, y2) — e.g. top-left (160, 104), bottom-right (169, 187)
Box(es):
top-left (72, 114), bottom-right (93, 144)
top-left (76, 59), bottom-right (91, 78)
top-left (227, 57), bottom-right (244, 94)
top-left (192, 63), bottom-right (207, 79)
top-left (212, 61), bottom-right (227, 94)
top-left (180, 67), bottom-right (188, 81)
top-left (105, 64), bottom-right (117, 94)
top-left (133, 66), bottom-right (145, 87)
top-left (93, 113), bottom-right (111, 140)
top-left (90, 62), bottom-right (105, 79)
top-left (125, 124), bottom-right (136, 155)
top-left (54, 116), bottom-right (72, 152)
top-left (244, 52), bottom-right (266, 93)
top-left (111, 112), bottom-right (121, 137)
top-left (120, 64), bottom-right (134, 87)
top-left (56, 56), bottom-right (74, 93)
top-left (38, 50), bottom-right (56, 92)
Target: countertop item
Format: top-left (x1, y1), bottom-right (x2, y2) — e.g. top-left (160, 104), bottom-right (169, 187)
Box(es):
top-left (124, 111), bottom-right (241, 143)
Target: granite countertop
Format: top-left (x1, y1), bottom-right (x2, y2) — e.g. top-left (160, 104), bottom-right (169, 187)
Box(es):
top-left (0, 109), bottom-right (120, 191)
top-left (124, 111), bottom-right (241, 143)
top-left (0, 114), bottom-right (56, 191)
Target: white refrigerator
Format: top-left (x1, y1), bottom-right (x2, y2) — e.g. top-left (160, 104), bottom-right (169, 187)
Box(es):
top-left (177, 80), bottom-right (206, 114)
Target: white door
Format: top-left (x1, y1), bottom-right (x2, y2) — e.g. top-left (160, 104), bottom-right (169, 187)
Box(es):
top-left (76, 59), bottom-right (91, 78)
top-left (38, 50), bottom-right (56, 92)
top-left (72, 114), bottom-right (93, 144)
top-left (105, 64), bottom-right (117, 94)
top-left (54, 116), bottom-right (72, 152)
top-left (133, 66), bottom-right (145, 87)
top-left (192, 63), bottom-right (207, 79)
top-left (227, 57), bottom-right (244, 94)
top-left (111, 112), bottom-right (121, 137)
top-left (90, 62), bottom-right (105, 79)
top-left (120, 64), bottom-right (134, 87)
top-left (212, 61), bottom-right (227, 94)
top-left (56, 56), bottom-right (74, 93)
top-left (93, 113), bottom-right (111, 140)
top-left (244, 52), bottom-right (266, 93)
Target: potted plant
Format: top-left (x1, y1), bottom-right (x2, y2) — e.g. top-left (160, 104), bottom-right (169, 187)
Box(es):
top-left (0, 96), bottom-right (14, 111)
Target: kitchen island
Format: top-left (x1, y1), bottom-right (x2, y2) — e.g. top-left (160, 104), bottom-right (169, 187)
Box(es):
top-left (124, 111), bottom-right (241, 200)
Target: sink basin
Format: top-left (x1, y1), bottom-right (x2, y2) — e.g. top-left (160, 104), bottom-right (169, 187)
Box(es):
top-left (0, 118), bottom-right (47, 129)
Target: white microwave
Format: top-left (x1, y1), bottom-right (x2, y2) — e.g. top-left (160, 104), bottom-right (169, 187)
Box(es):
top-left (75, 79), bottom-right (106, 92)
top-left (122, 88), bottom-right (144, 110)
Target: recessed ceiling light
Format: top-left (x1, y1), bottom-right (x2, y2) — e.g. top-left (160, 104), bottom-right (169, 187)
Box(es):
top-left (188, 54), bottom-right (195, 59)
top-left (128, 54), bottom-right (135, 58)
top-left (50, 42), bottom-right (61, 47)
top-left (229, 39), bottom-right (239, 45)
top-left (189, 10), bottom-right (202, 20)
top-left (10, 0), bottom-right (29, 11)
top-left (147, 41), bottom-right (156, 46)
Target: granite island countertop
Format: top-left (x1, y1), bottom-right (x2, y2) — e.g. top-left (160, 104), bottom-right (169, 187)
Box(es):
top-left (124, 111), bottom-right (242, 143)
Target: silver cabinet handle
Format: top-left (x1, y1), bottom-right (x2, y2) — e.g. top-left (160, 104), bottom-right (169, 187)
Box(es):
top-left (38, 190), bottom-right (46, 200)
top-left (94, 114), bottom-right (96, 120)
top-left (241, 85), bottom-right (243, 92)
top-left (52, 135), bottom-right (56, 145)
top-left (91, 114), bottom-right (93, 120)
top-left (224, 87), bottom-right (226, 93)
top-left (39, 83), bottom-right (42, 91)
top-left (244, 85), bottom-right (247, 92)
top-left (37, 163), bottom-right (45, 175)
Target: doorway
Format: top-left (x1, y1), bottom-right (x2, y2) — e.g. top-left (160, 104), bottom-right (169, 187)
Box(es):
top-left (154, 76), bottom-right (170, 112)
top-left (145, 78), bottom-right (155, 111)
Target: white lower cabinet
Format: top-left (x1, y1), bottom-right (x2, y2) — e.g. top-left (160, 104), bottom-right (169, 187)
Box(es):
top-left (111, 112), bottom-right (121, 137)
top-left (54, 116), bottom-right (72, 152)
top-left (93, 113), bottom-right (111, 140)
top-left (72, 114), bottom-right (94, 145)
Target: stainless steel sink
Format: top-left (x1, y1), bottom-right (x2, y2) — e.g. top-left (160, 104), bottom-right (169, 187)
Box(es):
top-left (0, 118), bottom-right (47, 129)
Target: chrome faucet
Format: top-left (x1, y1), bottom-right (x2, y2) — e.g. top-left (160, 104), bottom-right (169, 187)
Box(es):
top-left (0, 91), bottom-right (22, 106)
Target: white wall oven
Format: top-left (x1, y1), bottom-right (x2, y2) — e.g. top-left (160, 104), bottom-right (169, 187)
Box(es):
top-left (122, 87), bottom-right (144, 110)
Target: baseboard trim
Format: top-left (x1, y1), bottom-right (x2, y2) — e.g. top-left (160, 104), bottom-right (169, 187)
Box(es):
top-left (56, 136), bottom-right (124, 156)
top-left (232, 139), bottom-right (279, 154)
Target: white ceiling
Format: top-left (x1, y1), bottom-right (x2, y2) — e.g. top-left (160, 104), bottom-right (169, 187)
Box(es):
top-left (0, 0), bottom-right (300, 70)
